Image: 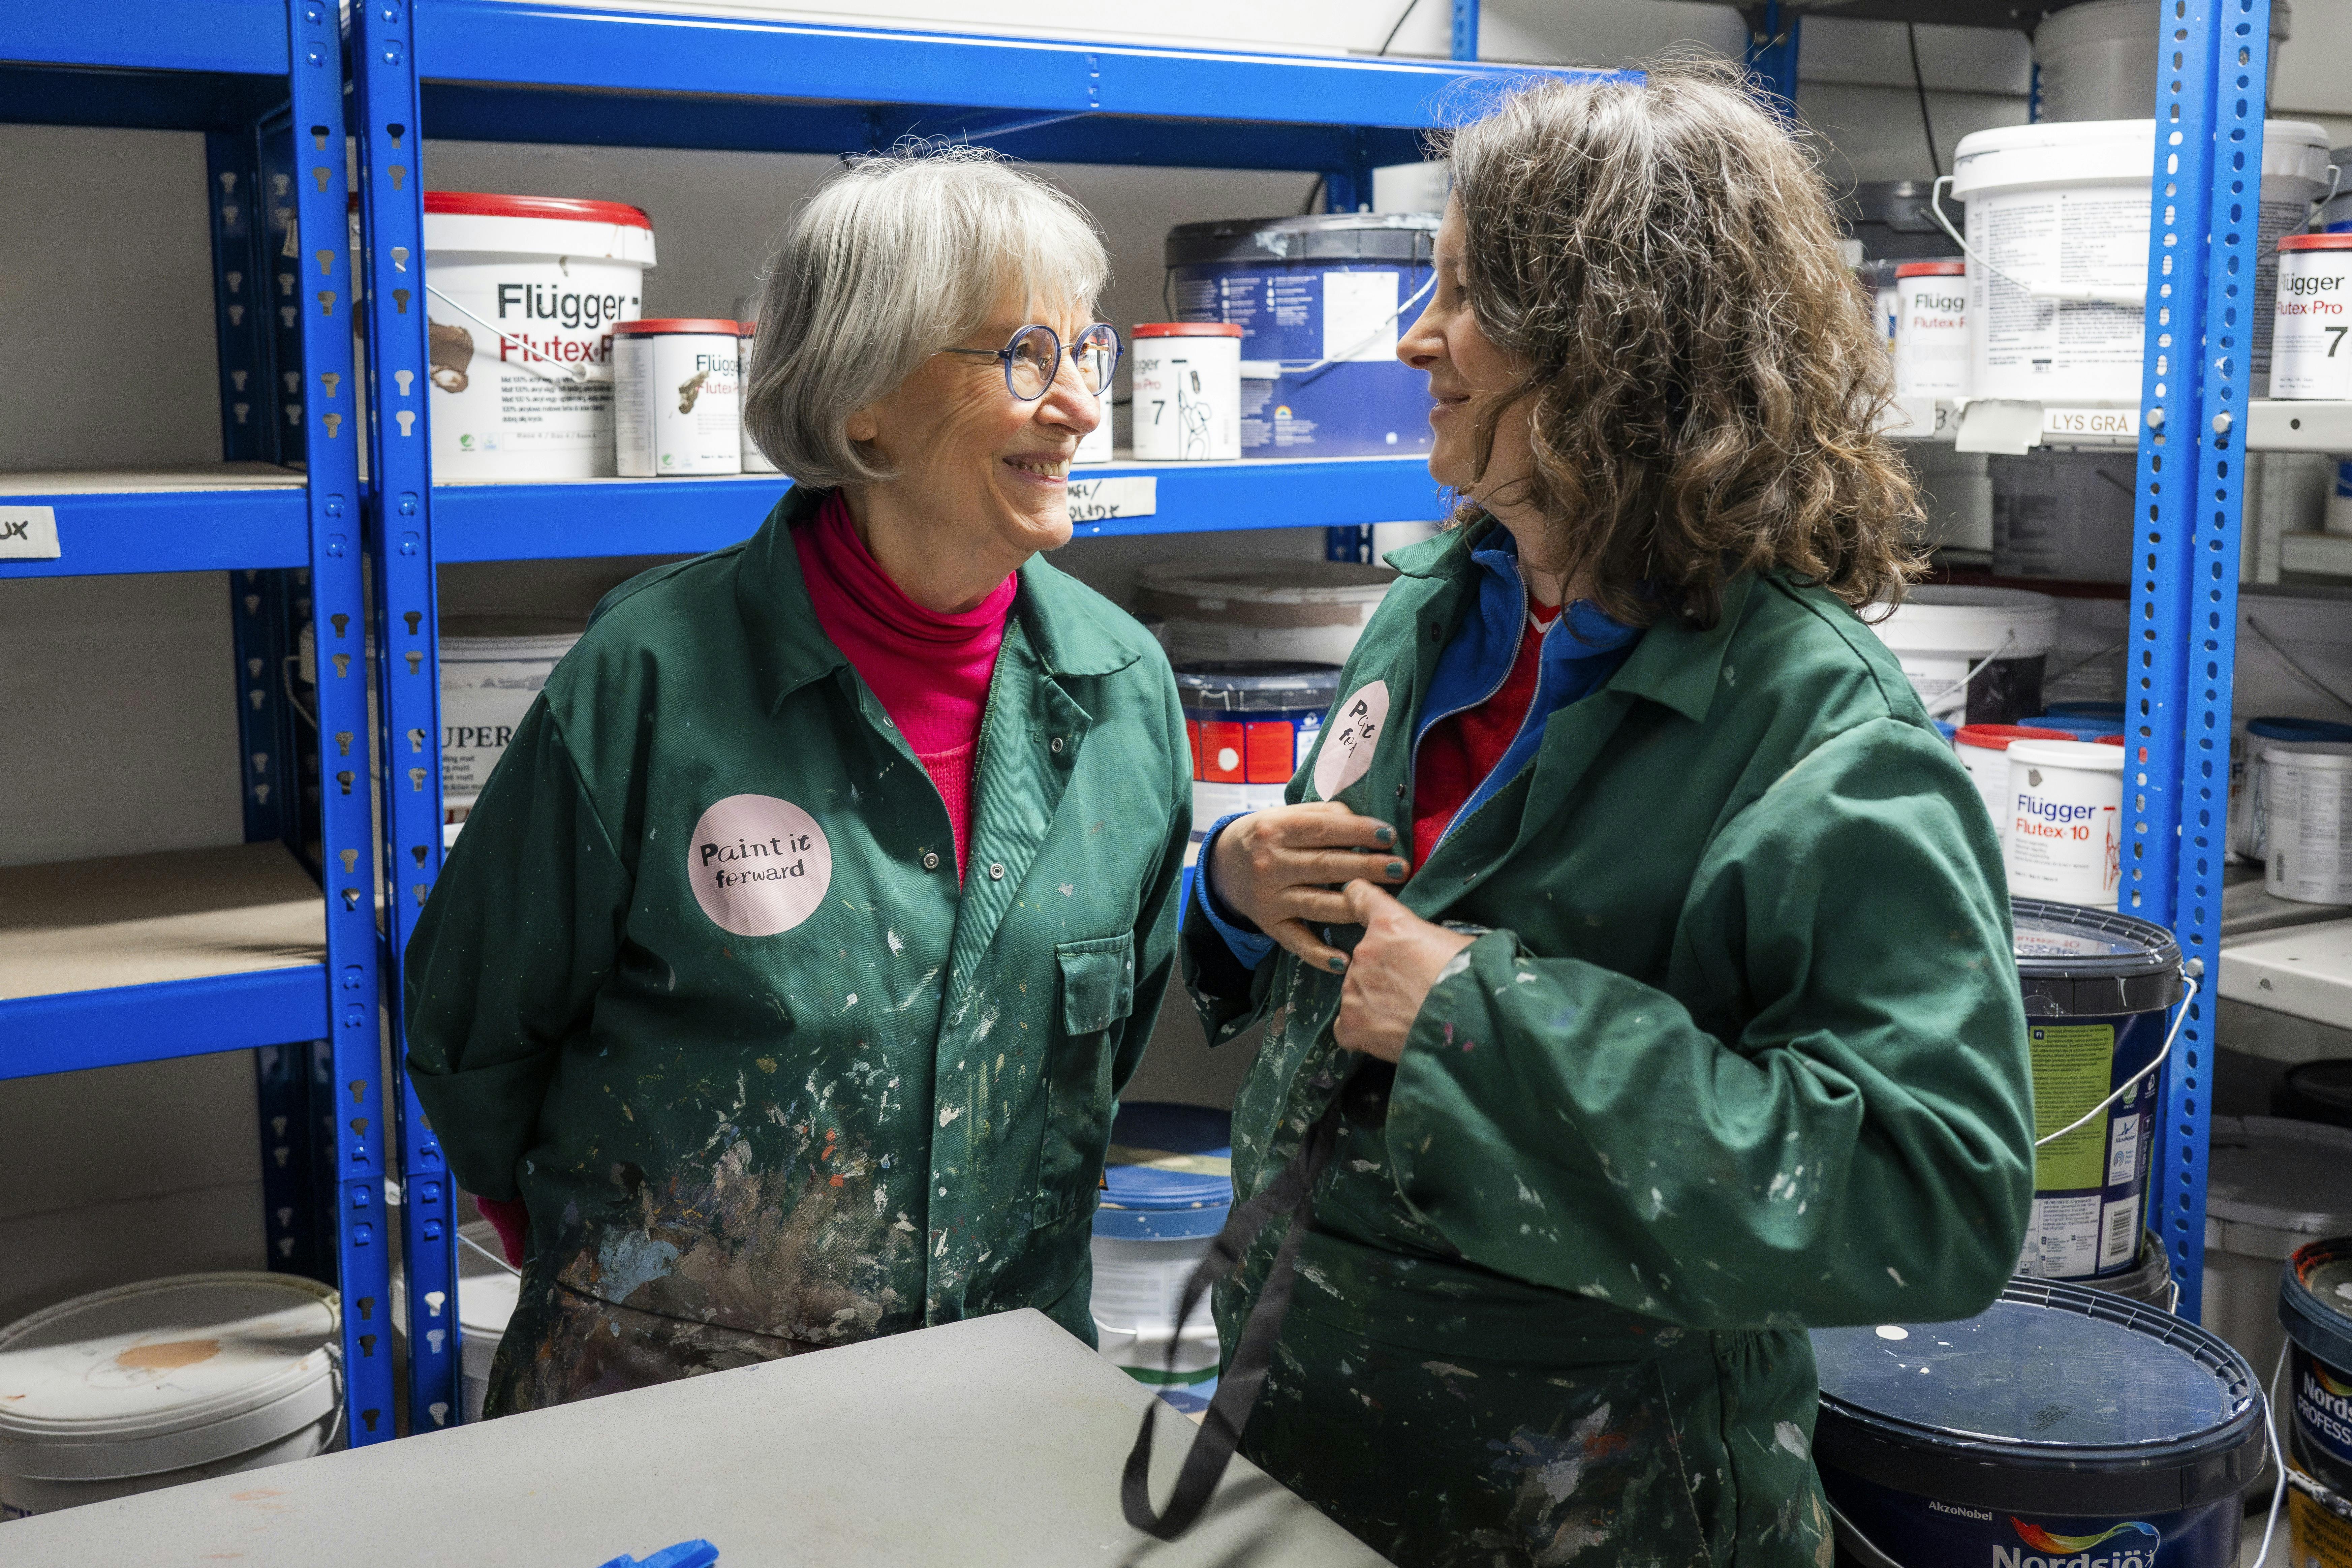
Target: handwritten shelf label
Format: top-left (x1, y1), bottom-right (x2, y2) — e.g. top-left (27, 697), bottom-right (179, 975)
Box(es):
top-left (1067, 475), bottom-right (1157, 523)
top-left (0, 505), bottom-right (60, 560)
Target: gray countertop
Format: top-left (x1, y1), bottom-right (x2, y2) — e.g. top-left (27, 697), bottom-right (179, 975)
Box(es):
top-left (0, 1309), bottom-right (1389, 1567)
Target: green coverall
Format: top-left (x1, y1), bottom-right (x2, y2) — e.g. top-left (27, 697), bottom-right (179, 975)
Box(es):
top-left (405, 487), bottom-right (1191, 1414)
top-left (1184, 519), bottom-right (2034, 1568)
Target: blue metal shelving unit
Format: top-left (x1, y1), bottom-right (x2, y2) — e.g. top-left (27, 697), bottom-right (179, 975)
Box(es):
top-left (0, 0), bottom-right (397, 1444)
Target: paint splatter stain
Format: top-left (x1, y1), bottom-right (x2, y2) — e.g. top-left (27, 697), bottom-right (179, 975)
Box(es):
top-left (116, 1339), bottom-right (220, 1373)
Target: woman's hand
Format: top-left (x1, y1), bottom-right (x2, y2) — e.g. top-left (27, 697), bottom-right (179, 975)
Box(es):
top-left (1209, 802), bottom-right (1409, 972)
top-left (1332, 880), bottom-right (1476, 1063)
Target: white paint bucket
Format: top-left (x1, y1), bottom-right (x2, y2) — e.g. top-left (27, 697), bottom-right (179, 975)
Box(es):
top-left (736, 322), bottom-right (778, 474)
top-left (1867, 585), bottom-right (2060, 726)
top-left (424, 191), bottom-right (657, 481)
top-left (0, 1273), bottom-right (340, 1518)
top-left (2201, 1115), bottom-right (2352, 1398)
top-left (390, 1220), bottom-right (520, 1427)
top-left (1129, 323), bottom-right (1242, 462)
top-left (1893, 260), bottom-right (1968, 400)
top-left (2271, 236), bottom-right (2352, 400)
top-left (614, 318), bottom-right (742, 478)
top-left (1075, 385), bottom-right (1115, 465)
top-left (2005, 738), bottom-right (2125, 908)
top-left (1091, 1103), bottom-right (1231, 1415)
top-left (440, 617), bottom-right (584, 822)
top-left (2232, 720), bottom-right (2352, 863)
top-left (1954, 724), bottom-right (2074, 845)
top-left (1134, 559), bottom-right (1394, 666)
top-left (2033, 0), bottom-right (2290, 124)
top-left (2265, 744), bottom-right (2352, 905)
top-left (1989, 451), bottom-right (2137, 582)
top-left (1950, 120), bottom-right (2329, 404)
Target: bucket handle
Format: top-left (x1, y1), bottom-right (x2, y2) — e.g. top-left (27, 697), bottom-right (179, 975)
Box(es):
top-left (458, 1223), bottom-right (524, 1277)
top-left (1826, 1499), bottom-right (1915, 1568)
top-left (2032, 963), bottom-right (2198, 1149)
top-left (422, 284), bottom-right (616, 387)
top-left (1928, 176), bottom-right (2146, 309)
top-left (1922, 629), bottom-right (2018, 719)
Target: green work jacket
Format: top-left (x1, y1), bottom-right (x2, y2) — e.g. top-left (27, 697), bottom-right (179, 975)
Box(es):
top-left (1184, 518), bottom-right (2034, 1568)
top-left (406, 486), bottom-right (1189, 1406)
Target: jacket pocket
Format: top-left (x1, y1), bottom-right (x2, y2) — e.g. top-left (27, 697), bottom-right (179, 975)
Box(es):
top-left (1036, 933), bottom-right (1136, 1228)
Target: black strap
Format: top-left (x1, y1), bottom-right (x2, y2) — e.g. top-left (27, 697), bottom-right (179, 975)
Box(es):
top-left (1120, 1098), bottom-right (1344, 1539)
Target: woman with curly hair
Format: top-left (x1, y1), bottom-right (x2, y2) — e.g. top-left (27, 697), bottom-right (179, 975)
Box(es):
top-left (1171, 60), bottom-right (2034, 1568)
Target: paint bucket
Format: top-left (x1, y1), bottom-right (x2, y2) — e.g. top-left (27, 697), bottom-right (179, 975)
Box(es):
top-left (2033, 0), bottom-right (2290, 122)
top-left (1867, 586), bottom-right (2060, 726)
top-left (440, 616), bottom-right (584, 823)
top-left (423, 191), bottom-right (656, 480)
top-left (2288, 1470), bottom-right (2352, 1568)
top-left (2277, 1061), bottom-right (2352, 1132)
top-left (1955, 725), bottom-right (2074, 845)
top-left (2266, 746), bottom-right (2352, 905)
top-left (2007, 741), bottom-right (2124, 909)
top-left (389, 1220), bottom-right (519, 1427)
top-left (2273, 236), bottom-right (2352, 401)
top-left (1090, 1102), bottom-right (1233, 1415)
top-left (1950, 120), bottom-right (2328, 404)
top-left (1130, 322), bottom-right (1242, 462)
top-left (2047, 701), bottom-right (2125, 725)
top-left (2283, 1238), bottom-right (2352, 1499)
top-left (1894, 261), bottom-right (1968, 401)
top-left (2011, 900), bottom-right (2185, 1280)
top-left (2060, 1230), bottom-right (2176, 1311)
top-left (1990, 452), bottom-right (2137, 583)
top-left (1135, 559), bottom-right (1394, 666)
top-left (613, 319), bottom-right (741, 478)
top-left (2235, 721), bottom-right (2352, 865)
top-left (2203, 1117), bottom-right (2352, 1400)
top-left (1076, 382), bottom-right (1115, 464)
top-left (1175, 662), bottom-right (1341, 866)
top-left (1166, 212), bottom-right (1438, 458)
top-left (736, 322), bottom-right (778, 474)
top-left (0, 1274), bottom-right (341, 1518)
top-left (2030, 713), bottom-right (2128, 743)
top-left (1814, 1278), bottom-right (2263, 1568)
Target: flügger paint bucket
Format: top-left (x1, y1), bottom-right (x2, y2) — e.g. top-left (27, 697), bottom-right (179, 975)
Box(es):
top-left (1174, 662), bottom-right (1340, 867)
top-left (1090, 1102), bottom-right (1234, 1417)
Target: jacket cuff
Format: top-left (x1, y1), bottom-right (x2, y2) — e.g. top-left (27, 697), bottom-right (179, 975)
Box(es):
top-left (1193, 811), bottom-right (1276, 968)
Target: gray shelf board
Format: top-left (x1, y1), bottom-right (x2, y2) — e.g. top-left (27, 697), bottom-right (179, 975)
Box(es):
top-left (2218, 916), bottom-right (2352, 1036)
top-left (2281, 532), bottom-right (2352, 578)
top-left (2247, 400), bottom-right (2352, 454)
top-left (2222, 863), bottom-right (2352, 941)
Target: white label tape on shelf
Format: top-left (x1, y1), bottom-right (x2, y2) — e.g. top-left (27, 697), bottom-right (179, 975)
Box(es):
top-left (0, 505), bottom-right (60, 560)
top-left (2041, 407), bottom-right (2139, 442)
top-left (1067, 476), bottom-right (1157, 522)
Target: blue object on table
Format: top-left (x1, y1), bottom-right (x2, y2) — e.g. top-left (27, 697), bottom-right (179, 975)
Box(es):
top-left (597, 1541), bottom-right (719, 1568)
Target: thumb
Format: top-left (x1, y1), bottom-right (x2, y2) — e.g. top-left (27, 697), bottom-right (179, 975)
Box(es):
top-left (1341, 877), bottom-right (1399, 925)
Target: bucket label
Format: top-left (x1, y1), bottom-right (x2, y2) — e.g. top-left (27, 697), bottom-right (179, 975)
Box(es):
top-left (2297, 1352), bottom-right (2352, 1475)
top-left (1824, 1467), bottom-right (2228, 1568)
top-left (2018, 1017), bottom-right (2161, 1280)
top-left (687, 794), bottom-right (833, 937)
top-left (1312, 681), bottom-right (1388, 802)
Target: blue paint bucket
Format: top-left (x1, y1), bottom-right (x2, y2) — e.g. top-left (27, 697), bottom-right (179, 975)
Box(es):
top-left (1814, 1279), bottom-right (2264, 1568)
top-left (1166, 213), bottom-right (1438, 458)
top-left (2012, 901), bottom-right (2185, 1281)
top-left (1090, 1102), bottom-right (1233, 1413)
top-left (2044, 702), bottom-right (2125, 725)
top-left (2282, 1236), bottom-right (2352, 1497)
top-left (2028, 713), bottom-right (2123, 742)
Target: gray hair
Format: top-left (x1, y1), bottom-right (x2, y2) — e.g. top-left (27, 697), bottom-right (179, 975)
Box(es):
top-left (744, 143), bottom-right (1110, 486)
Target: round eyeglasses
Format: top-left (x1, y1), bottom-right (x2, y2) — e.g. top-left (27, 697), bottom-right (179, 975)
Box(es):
top-left (942, 323), bottom-right (1122, 401)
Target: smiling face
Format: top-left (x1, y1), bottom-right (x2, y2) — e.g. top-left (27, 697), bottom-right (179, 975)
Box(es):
top-left (1398, 200), bottom-right (1534, 510)
top-left (846, 298), bottom-right (1105, 578)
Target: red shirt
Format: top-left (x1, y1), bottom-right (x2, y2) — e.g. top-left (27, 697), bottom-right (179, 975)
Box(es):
top-left (791, 492), bottom-right (1014, 879)
top-left (1412, 596), bottom-right (1560, 855)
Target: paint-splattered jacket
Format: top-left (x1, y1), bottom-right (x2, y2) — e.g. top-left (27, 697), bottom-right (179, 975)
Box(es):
top-left (406, 486), bottom-right (1189, 1409)
top-left (1184, 517), bottom-right (2034, 1568)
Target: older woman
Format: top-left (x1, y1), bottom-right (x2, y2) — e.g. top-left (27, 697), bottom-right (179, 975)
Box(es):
top-left (405, 146), bottom-right (1190, 1415)
top-left (1172, 64), bottom-right (2035, 1567)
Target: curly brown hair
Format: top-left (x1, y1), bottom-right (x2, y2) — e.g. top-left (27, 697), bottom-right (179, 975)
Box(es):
top-left (1442, 56), bottom-right (1924, 629)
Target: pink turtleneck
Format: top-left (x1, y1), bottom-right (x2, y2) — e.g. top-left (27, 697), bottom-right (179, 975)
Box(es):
top-left (791, 491), bottom-right (1014, 880)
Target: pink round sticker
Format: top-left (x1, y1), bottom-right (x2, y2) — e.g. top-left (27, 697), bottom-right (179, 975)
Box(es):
top-left (686, 794), bottom-right (832, 936)
top-left (1312, 680), bottom-right (1389, 801)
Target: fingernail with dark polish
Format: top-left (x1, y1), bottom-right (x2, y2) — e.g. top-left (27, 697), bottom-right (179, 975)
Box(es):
top-left (1373, 826), bottom-right (1394, 845)
top-left (1329, 956), bottom-right (1349, 973)
top-left (1386, 861), bottom-right (1406, 879)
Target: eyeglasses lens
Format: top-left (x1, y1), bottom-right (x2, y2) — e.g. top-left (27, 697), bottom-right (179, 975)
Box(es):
top-left (1008, 327), bottom-right (1059, 399)
top-left (1074, 327), bottom-right (1119, 395)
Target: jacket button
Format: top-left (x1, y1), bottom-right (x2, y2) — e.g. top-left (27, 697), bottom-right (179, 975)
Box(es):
top-left (1395, 784), bottom-right (1406, 799)
top-left (1050, 737), bottom-right (1064, 754)
top-left (989, 862), bottom-right (1006, 881)
top-left (923, 852), bottom-right (940, 871)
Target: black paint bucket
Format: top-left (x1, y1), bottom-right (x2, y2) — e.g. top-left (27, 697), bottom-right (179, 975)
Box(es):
top-left (2281, 1237), bottom-right (2352, 1497)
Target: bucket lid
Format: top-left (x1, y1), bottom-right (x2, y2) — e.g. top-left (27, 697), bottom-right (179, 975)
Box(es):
top-left (1955, 724), bottom-right (2074, 752)
top-left (1952, 119), bottom-right (2329, 198)
top-left (1895, 260), bottom-right (1965, 278)
top-left (2208, 1116), bottom-right (2352, 1237)
top-left (1132, 322), bottom-right (1244, 338)
top-left (2282, 1059), bottom-right (2352, 1120)
top-left (2282, 234), bottom-right (2352, 253)
top-left (2012, 898), bottom-right (2185, 1016)
top-left (2009, 738), bottom-right (2124, 772)
top-left (424, 190), bottom-right (653, 229)
top-left (1102, 1103), bottom-right (1233, 1213)
top-left (2047, 701), bottom-right (2125, 721)
top-left (1870, 586), bottom-right (2060, 657)
top-left (2282, 1236), bottom-right (2352, 1374)
top-left (1135, 559), bottom-right (1395, 606)
top-left (2266, 744), bottom-right (2352, 770)
top-left (1175, 660), bottom-right (1343, 710)
top-left (1165, 212), bottom-right (1440, 267)
top-left (613, 318), bottom-right (738, 336)
top-left (0, 1274), bottom-right (339, 1480)
top-left (2250, 716), bottom-right (2352, 743)
top-left (1812, 1278), bottom-right (2263, 1515)
top-left (2027, 714), bottom-right (2122, 739)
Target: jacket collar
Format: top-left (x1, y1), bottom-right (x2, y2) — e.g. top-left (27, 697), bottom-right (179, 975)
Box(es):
top-left (737, 485), bottom-right (1142, 717)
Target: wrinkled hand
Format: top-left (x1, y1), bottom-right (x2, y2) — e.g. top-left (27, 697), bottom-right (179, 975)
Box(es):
top-left (1209, 801), bottom-right (1408, 972)
top-left (1332, 880), bottom-right (1476, 1063)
